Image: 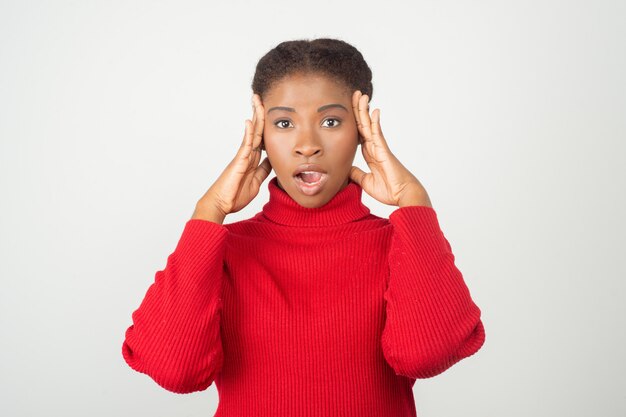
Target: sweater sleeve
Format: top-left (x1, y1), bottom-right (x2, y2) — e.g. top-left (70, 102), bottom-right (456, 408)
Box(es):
top-left (121, 219), bottom-right (229, 394)
top-left (381, 205), bottom-right (485, 379)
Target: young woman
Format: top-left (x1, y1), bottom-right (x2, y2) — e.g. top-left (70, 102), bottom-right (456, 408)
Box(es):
top-left (122, 38), bottom-right (485, 417)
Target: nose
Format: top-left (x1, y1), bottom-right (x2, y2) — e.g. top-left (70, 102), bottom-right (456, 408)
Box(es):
top-left (293, 129), bottom-right (323, 157)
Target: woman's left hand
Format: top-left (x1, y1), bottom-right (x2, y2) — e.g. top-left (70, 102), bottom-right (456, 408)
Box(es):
top-left (349, 90), bottom-right (433, 208)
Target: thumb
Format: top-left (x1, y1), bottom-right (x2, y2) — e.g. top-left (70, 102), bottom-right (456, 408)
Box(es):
top-left (349, 166), bottom-right (367, 187)
top-left (254, 156), bottom-right (273, 185)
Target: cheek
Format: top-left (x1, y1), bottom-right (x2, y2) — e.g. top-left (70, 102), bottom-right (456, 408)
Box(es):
top-left (333, 125), bottom-right (359, 150)
top-left (263, 135), bottom-right (281, 154)
top-left (344, 121), bottom-right (359, 143)
top-left (327, 138), bottom-right (358, 166)
top-left (262, 135), bottom-right (290, 171)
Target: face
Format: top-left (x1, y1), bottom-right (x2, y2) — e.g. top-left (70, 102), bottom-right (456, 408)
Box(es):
top-left (261, 72), bottom-right (360, 208)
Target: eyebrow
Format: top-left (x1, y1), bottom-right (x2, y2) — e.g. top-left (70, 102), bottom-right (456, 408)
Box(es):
top-left (267, 103), bottom-right (348, 114)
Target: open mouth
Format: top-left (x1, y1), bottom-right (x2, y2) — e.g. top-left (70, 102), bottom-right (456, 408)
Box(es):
top-left (293, 171), bottom-right (328, 195)
top-left (295, 171), bottom-right (324, 184)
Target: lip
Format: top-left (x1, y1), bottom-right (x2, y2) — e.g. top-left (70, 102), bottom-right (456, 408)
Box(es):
top-left (292, 163), bottom-right (328, 177)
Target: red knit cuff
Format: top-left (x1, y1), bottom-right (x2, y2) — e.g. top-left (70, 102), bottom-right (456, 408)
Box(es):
top-left (388, 206), bottom-right (451, 256)
top-left (173, 219), bottom-right (229, 264)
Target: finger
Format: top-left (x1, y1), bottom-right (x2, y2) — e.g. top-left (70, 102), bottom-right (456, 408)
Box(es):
top-left (349, 165), bottom-right (367, 187)
top-left (251, 156), bottom-right (273, 190)
top-left (240, 119), bottom-right (253, 153)
top-left (256, 156), bottom-right (272, 179)
top-left (352, 90), bottom-right (364, 143)
top-left (358, 93), bottom-right (374, 143)
top-left (352, 90), bottom-right (363, 144)
top-left (252, 94), bottom-right (265, 150)
top-left (352, 90), bottom-right (361, 125)
top-left (370, 108), bottom-right (388, 150)
top-left (242, 121), bottom-right (264, 163)
top-left (251, 95), bottom-right (257, 125)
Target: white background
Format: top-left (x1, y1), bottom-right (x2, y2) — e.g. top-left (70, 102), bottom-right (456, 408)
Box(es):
top-left (1, 0), bottom-right (624, 416)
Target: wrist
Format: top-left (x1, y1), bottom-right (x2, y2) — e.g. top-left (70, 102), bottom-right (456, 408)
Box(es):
top-left (191, 201), bottom-right (227, 224)
top-left (397, 186), bottom-right (433, 208)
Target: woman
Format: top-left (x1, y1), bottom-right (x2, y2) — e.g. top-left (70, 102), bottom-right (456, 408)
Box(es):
top-left (122, 38), bottom-right (486, 416)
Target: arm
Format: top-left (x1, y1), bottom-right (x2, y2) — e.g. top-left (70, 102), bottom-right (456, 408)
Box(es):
top-left (121, 219), bottom-right (228, 394)
top-left (381, 205), bottom-right (485, 379)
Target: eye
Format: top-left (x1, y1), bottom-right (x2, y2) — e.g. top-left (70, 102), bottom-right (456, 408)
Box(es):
top-left (322, 118), bottom-right (342, 128)
top-left (274, 119), bottom-right (293, 129)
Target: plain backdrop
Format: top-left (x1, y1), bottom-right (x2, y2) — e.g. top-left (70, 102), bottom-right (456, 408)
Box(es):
top-left (1, 0), bottom-right (624, 416)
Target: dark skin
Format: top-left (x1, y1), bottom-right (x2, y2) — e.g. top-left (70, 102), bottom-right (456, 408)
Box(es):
top-left (192, 72), bottom-right (431, 223)
top-left (260, 72), bottom-right (361, 209)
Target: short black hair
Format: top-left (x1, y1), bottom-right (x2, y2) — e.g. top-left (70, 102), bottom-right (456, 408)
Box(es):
top-left (251, 38), bottom-right (374, 101)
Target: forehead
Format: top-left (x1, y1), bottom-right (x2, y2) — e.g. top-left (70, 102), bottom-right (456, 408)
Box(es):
top-left (264, 73), bottom-right (350, 105)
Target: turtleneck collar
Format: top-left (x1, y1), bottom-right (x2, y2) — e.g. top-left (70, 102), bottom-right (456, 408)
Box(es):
top-left (261, 176), bottom-right (371, 227)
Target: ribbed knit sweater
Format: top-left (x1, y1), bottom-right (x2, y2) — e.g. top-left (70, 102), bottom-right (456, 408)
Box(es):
top-left (122, 176), bottom-right (485, 416)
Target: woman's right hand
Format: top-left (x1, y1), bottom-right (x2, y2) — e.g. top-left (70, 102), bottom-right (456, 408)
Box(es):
top-left (192, 94), bottom-right (272, 222)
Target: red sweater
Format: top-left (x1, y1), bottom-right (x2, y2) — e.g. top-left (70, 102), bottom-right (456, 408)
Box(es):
top-left (122, 176), bottom-right (485, 416)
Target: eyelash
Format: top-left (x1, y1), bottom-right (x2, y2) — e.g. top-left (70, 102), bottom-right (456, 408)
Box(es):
top-left (273, 118), bottom-right (342, 129)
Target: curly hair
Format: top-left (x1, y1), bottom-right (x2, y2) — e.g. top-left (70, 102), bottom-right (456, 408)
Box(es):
top-left (251, 38), bottom-right (374, 101)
